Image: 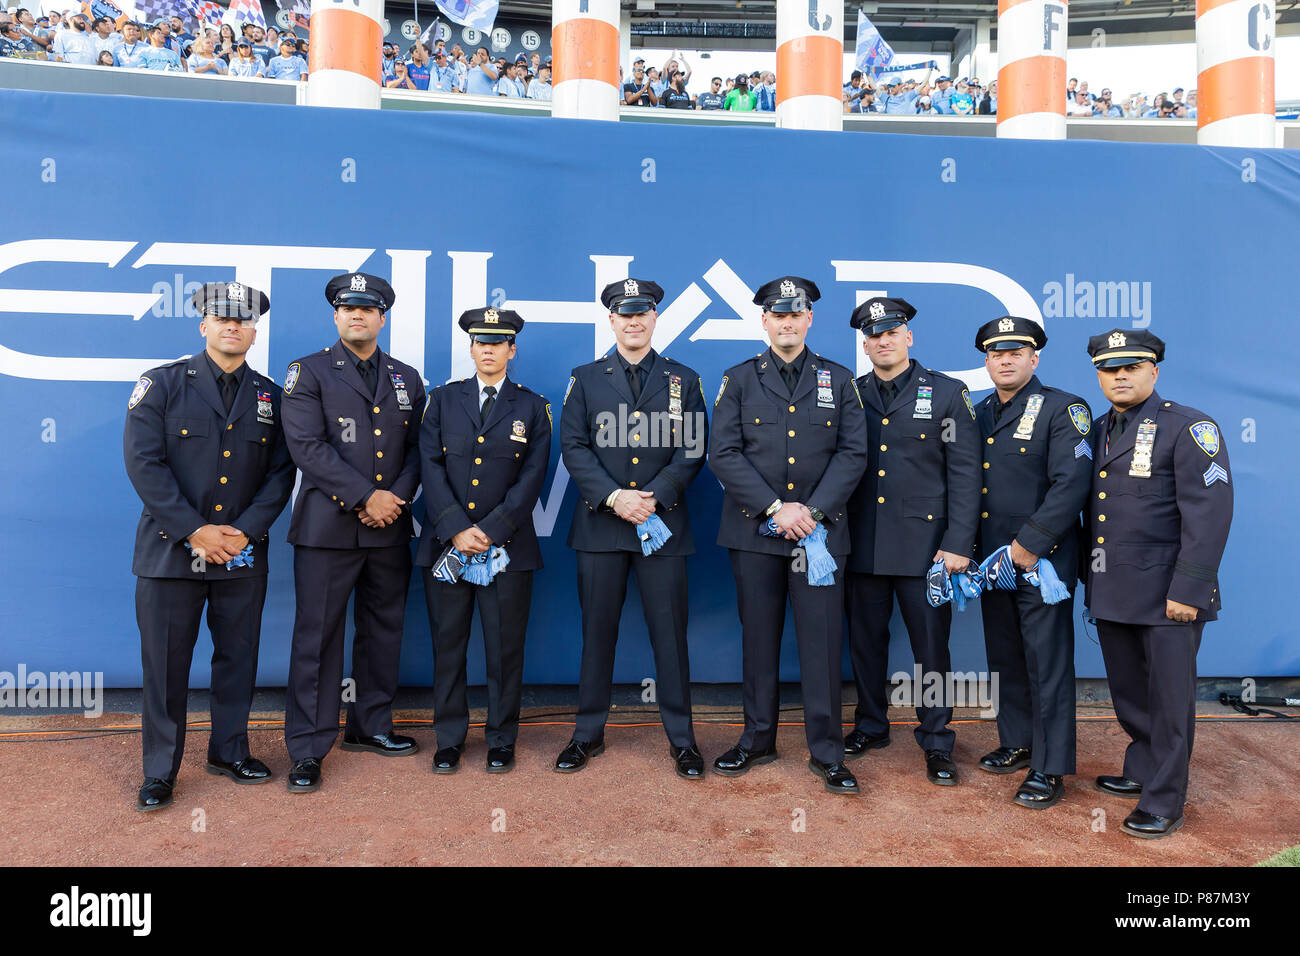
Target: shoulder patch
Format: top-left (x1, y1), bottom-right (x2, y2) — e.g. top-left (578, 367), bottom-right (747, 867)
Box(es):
top-left (1068, 403), bottom-right (1091, 435)
top-left (715, 375), bottom-right (728, 406)
top-left (1189, 421), bottom-right (1220, 457)
top-left (563, 376), bottom-right (575, 406)
top-left (962, 388), bottom-right (975, 420)
top-left (284, 362), bottom-right (301, 395)
top-left (545, 402), bottom-right (553, 427)
top-left (128, 376), bottom-right (152, 409)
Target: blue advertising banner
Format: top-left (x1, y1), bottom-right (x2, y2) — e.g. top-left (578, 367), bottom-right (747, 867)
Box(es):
top-left (1, 89), bottom-right (1295, 687)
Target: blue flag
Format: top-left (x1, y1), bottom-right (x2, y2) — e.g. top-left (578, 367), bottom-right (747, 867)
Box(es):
top-left (433, 0), bottom-right (498, 32)
top-left (855, 11), bottom-right (894, 77)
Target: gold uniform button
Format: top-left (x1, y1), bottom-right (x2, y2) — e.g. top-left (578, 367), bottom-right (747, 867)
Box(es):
top-left (981, 511), bottom-right (989, 519)
top-left (1099, 470), bottom-right (1107, 478)
top-left (788, 405), bottom-right (796, 413)
top-left (226, 424), bottom-right (233, 431)
top-left (983, 462), bottom-right (990, 469)
top-left (223, 450), bottom-right (231, 458)
top-left (1098, 514), bottom-right (1106, 522)
top-left (986, 437), bottom-right (994, 445)
top-left (474, 457), bottom-right (482, 465)
top-left (878, 469), bottom-right (886, 477)
top-left (468, 502), bottom-right (475, 510)
top-left (880, 444), bottom-right (887, 452)
top-left (373, 406), bottom-right (381, 414)
top-left (375, 474), bottom-right (383, 481)
top-left (1098, 492), bottom-right (1106, 500)
top-left (877, 496), bottom-right (885, 504)
top-left (927, 514), bottom-right (934, 520)
top-left (332, 495), bottom-right (337, 501)
top-left (261, 437), bottom-right (267, 443)
top-left (788, 457), bottom-right (795, 464)
top-left (632, 457), bottom-right (639, 464)
top-left (826, 420), bottom-right (832, 427)
top-left (180, 428), bottom-right (188, 435)
top-left (754, 418), bottom-right (761, 424)
top-left (882, 417), bottom-right (889, 425)
top-left (376, 452), bottom-right (383, 459)
top-left (629, 481), bottom-right (637, 487)
top-left (787, 483), bottom-right (794, 490)
top-left (472, 479), bottom-right (479, 486)
top-left (214, 504), bottom-right (222, 512)
top-left (981, 487), bottom-right (988, 494)
top-left (477, 436), bottom-right (485, 443)
top-left (788, 430), bottom-right (796, 437)
top-left (374, 429), bottom-right (382, 436)
top-left (1097, 536), bottom-right (1105, 544)
top-left (1164, 402), bottom-right (1172, 407)
top-left (219, 477), bottom-right (228, 484)
top-left (919, 433), bottom-right (926, 439)
top-left (1020, 447), bottom-right (1026, 453)
top-left (337, 418), bottom-right (344, 424)
top-left (633, 434), bottom-right (641, 441)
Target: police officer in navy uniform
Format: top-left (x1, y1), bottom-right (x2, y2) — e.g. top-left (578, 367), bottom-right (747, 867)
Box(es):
top-left (973, 316), bottom-right (1092, 809)
top-left (709, 276), bottom-right (867, 795)
top-left (1084, 329), bottom-right (1232, 839)
top-left (845, 297), bottom-right (980, 786)
top-left (124, 282), bottom-right (295, 811)
top-left (557, 278), bottom-right (709, 779)
top-left (280, 272), bottom-right (427, 793)
top-left (416, 308), bottom-right (551, 774)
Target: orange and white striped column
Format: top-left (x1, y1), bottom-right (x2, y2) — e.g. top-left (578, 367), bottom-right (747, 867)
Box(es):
top-left (1197, 0), bottom-right (1276, 147)
top-left (552, 0), bottom-right (621, 122)
top-left (775, 0), bottom-right (843, 130)
top-left (996, 0), bottom-right (1067, 139)
top-left (306, 0), bottom-right (383, 109)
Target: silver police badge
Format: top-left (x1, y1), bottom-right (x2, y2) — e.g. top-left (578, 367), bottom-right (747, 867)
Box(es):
top-left (228, 282), bottom-right (244, 302)
top-left (484, 308), bottom-right (499, 323)
top-left (1108, 331), bottom-right (1126, 348)
top-left (998, 317), bottom-right (1015, 333)
top-left (780, 279), bottom-right (797, 298)
top-left (624, 279), bottom-right (639, 297)
top-left (869, 301), bottom-right (886, 320)
top-left (350, 274), bottom-right (367, 292)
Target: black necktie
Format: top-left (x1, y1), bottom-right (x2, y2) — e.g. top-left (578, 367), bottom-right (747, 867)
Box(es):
top-left (1111, 411), bottom-right (1128, 438)
top-left (480, 384), bottom-right (497, 423)
top-left (219, 372), bottom-right (237, 414)
top-left (627, 363), bottom-right (642, 401)
top-left (993, 399), bottom-right (1010, 422)
top-left (779, 361), bottom-right (798, 395)
top-left (357, 358), bottom-right (376, 396)
top-left (879, 379), bottom-right (897, 407)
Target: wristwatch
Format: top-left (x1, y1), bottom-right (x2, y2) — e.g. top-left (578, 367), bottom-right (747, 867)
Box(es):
top-left (809, 507), bottom-right (826, 522)
top-left (764, 499), bottom-right (782, 518)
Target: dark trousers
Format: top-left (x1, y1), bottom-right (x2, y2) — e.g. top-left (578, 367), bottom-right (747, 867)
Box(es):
top-left (730, 549), bottom-right (844, 765)
top-left (573, 550), bottom-right (695, 748)
top-left (980, 580), bottom-right (1077, 775)
top-left (136, 575), bottom-right (267, 781)
top-left (1097, 619), bottom-right (1203, 818)
top-left (846, 572), bottom-right (955, 752)
top-left (422, 567), bottom-right (532, 750)
top-left (284, 544), bottom-right (412, 761)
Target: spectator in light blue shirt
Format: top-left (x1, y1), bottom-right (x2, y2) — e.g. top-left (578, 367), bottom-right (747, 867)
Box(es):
top-left (113, 21), bottom-right (149, 68)
top-left (1093, 89), bottom-right (1123, 118)
top-left (381, 41), bottom-right (398, 81)
top-left (527, 63), bottom-right (552, 101)
top-left (496, 61), bottom-right (524, 97)
top-left (53, 13), bottom-right (99, 64)
top-left (648, 66), bottom-right (667, 99)
top-left (140, 24), bottom-right (184, 71)
top-left (880, 78), bottom-right (919, 114)
top-left (430, 50), bottom-right (458, 92)
top-left (188, 36), bottom-right (227, 75)
top-left (1185, 90), bottom-right (1197, 119)
top-left (265, 38), bottom-right (307, 81)
top-left (228, 39), bottom-right (264, 77)
top-left (930, 76), bottom-right (954, 114)
top-left (754, 71), bottom-right (776, 111)
top-left (466, 46), bottom-right (498, 95)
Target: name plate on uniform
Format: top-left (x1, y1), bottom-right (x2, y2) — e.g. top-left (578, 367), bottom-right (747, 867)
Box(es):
top-left (914, 385), bottom-right (933, 420)
top-left (1013, 394), bottom-right (1043, 441)
top-left (390, 372), bottom-right (412, 410)
top-left (256, 388), bottom-right (274, 425)
top-left (1130, 421), bottom-right (1157, 478)
top-left (669, 374), bottom-right (683, 420)
top-left (816, 369), bottom-right (835, 408)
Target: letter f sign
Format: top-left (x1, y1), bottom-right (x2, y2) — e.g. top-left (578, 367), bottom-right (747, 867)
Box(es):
top-left (1043, 3), bottom-right (1064, 52)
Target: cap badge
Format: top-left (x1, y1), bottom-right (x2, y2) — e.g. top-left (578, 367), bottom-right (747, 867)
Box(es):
top-left (779, 279), bottom-right (797, 298)
top-left (868, 301), bottom-right (886, 320)
top-left (350, 274), bottom-right (367, 292)
top-left (484, 308), bottom-right (499, 323)
top-left (998, 317), bottom-right (1014, 333)
top-left (623, 279), bottom-right (639, 297)
top-left (228, 282), bottom-right (244, 302)
top-left (1109, 331), bottom-right (1126, 348)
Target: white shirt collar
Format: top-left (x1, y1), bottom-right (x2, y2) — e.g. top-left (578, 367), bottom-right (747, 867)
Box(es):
top-left (476, 375), bottom-right (507, 400)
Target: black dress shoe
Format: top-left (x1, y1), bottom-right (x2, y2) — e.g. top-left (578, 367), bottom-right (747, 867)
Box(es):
top-left (843, 729), bottom-right (890, 760)
top-left (205, 756), bottom-right (273, 784)
top-left (554, 738), bottom-right (604, 773)
top-left (486, 746), bottom-right (515, 774)
top-left (1122, 809), bottom-right (1184, 839)
top-left (1095, 774), bottom-right (1143, 798)
top-left (136, 777), bottom-right (174, 812)
top-left (712, 744), bottom-right (779, 777)
top-left (1012, 769), bottom-right (1064, 809)
top-left (925, 749), bottom-right (959, 786)
top-left (341, 732), bottom-right (419, 756)
top-left (286, 758), bottom-right (322, 793)
top-left (671, 745), bottom-right (705, 779)
top-left (978, 746), bottom-right (1032, 775)
top-left (432, 745), bottom-right (464, 774)
top-left (809, 758), bottom-right (860, 795)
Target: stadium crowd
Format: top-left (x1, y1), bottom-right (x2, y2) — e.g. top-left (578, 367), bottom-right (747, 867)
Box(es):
top-left (0, 11), bottom-right (1198, 117)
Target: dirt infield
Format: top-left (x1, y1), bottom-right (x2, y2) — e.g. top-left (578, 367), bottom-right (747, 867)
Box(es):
top-left (1, 705), bottom-right (1296, 866)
